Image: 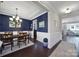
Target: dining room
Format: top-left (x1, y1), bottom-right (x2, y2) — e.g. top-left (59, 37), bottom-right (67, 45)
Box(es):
top-left (0, 1), bottom-right (49, 56)
top-left (0, 1), bottom-right (63, 57)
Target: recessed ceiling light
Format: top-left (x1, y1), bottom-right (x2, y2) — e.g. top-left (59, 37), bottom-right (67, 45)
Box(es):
top-left (65, 8), bottom-right (71, 14)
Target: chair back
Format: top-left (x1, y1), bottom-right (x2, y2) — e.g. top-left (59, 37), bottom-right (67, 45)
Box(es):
top-left (0, 34), bottom-right (2, 40)
top-left (18, 32), bottom-right (27, 40)
top-left (2, 32), bottom-right (13, 43)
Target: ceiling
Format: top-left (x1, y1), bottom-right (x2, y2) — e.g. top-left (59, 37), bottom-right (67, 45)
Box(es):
top-left (39, 1), bottom-right (79, 18)
top-left (0, 1), bottom-right (47, 20)
top-left (1, 1), bottom-right (79, 20)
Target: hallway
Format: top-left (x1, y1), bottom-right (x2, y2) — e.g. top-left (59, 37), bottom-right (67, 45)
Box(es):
top-left (50, 41), bottom-right (77, 57)
top-left (63, 36), bottom-right (79, 56)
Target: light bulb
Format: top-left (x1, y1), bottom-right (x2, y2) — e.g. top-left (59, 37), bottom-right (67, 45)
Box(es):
top-left (16, 16), bottom-right (19, 20)
top-left (12, 16), bottom-right (15, 18)
top-left (20, 19), bottom-right (22, 22)
top-left (9, 18), bottom-right (13, 21)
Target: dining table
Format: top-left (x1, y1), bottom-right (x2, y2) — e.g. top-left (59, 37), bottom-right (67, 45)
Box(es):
top-left (0, 33), bottom-right (30, 46)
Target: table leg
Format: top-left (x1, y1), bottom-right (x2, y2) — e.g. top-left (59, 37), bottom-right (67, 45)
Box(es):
top-left (28, 39), bottom-right (29, 43)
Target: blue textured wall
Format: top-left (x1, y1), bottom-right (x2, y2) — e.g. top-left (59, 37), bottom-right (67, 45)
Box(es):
top-left (33, 13), bottom-right (48, 32)
top-left (0, 14), bottom-right (32, 31)
top-left (0, 14), bottom-right (3, 31)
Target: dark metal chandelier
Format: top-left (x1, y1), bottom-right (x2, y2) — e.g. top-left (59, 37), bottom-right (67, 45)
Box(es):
top-left (9, 8), bottom-right (22, 28)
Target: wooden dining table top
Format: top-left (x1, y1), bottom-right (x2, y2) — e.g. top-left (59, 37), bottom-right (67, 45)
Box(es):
top-left (12, 34), bottom-right (29, 38)
top-left (0, 34), bottom-right (29, 39)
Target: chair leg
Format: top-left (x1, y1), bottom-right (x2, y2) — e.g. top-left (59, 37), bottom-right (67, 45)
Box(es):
top-left (11, 42), bottom-right (14, 50)
top-left (0, 45), bottom-right (3, 54)
top-left (12, 42), bottom-right (14, 47)
top-left (25, 40), bottom-right (26, 45)
top-left (2, 44), bottom-right (4, 50)
top-left (11, 45), bottom-right (12, 51)
top-left (28, 39), bottom-right (29, 43)
top-left (17, 42), bottom-right (20, 48)
top-left (1, 47), bottom-right (2, 54)
top-left (11, 44), bottom-right (13, 50)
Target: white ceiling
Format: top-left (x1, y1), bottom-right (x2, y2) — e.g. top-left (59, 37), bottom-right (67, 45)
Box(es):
top-left (1, 1), bottom-right (79, 20)
top-left (39, 1), bottom-right (79, 18)
top-left (0, 1), bottom-right (47, 20)
top-left (50, 1), bottom-right (79, 18)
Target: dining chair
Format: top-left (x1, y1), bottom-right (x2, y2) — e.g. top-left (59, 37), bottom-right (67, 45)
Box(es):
top-left (0, 34), bottom-right (3, 54)
top-left (1, 32), bottom-right (13, 51)
top-left (17, 32), bottom-right (28, 48)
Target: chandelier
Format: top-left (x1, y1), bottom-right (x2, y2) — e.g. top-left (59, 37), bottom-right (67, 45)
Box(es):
top-left (9, 8), bottom-right (22, 28)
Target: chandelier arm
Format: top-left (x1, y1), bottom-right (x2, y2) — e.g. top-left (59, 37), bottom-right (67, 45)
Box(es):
top-left (9, 8), bottom-right (22, 29)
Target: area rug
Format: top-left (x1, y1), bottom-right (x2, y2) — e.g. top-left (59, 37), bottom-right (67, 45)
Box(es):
top-left (49, 41), bottom-right (77, 57)
top-left (0, 40), bottom-right (34, 56)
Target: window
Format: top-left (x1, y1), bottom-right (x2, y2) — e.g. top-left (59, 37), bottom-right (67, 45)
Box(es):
top-left (39, 21), bottom-right (45, 28)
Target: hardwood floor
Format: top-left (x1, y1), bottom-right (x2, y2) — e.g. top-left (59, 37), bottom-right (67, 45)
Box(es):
top-left (3, 40), bottom-right (61, 57)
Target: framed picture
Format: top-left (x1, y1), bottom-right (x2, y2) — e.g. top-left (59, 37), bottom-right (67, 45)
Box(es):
top-left (39, 21), bottom-right (45, 28)
top-left (9, 21), bottom-right (21, 28)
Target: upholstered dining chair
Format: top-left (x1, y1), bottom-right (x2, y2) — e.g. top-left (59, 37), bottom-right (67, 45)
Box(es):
top-left (17, 32), bottom-right (28, 48)
top-left (1, 32), bottom-right (13, 51)
top-left (0, 34), bottom-right (3, 54)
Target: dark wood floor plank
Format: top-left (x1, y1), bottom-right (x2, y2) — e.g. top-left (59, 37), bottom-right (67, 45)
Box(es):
top-left (3, 40), bottom-right (61, 57)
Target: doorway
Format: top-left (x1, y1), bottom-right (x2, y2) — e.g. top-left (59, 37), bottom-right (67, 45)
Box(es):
top-left (33, 19), bottom-right (37, 42)
top-left (62, 22), bottom-right (79, 56)
top-left (33, 30), bottom-right (37, 42)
